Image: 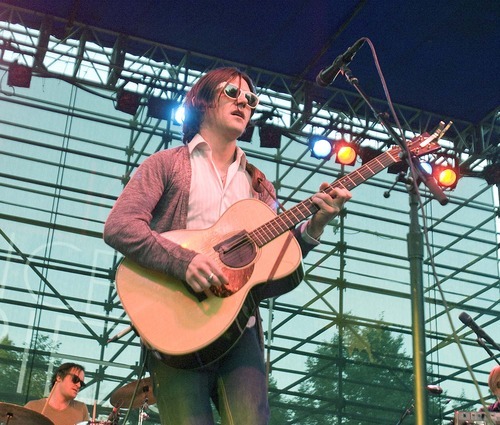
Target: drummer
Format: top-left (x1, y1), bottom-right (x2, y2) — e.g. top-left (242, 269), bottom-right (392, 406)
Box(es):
top-left (25, 362), bottom-right (90, 425)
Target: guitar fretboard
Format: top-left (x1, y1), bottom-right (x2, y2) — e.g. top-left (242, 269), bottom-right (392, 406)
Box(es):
top-left (249, 137), bottom-right (437, 248)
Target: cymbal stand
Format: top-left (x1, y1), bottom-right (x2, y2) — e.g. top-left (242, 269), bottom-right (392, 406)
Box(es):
top-left (396, 398), bottom-right (414, 425)
top-left (138, 398), bottom-right (151, 425)
top-left (116, 356), bottom-right (149, 425)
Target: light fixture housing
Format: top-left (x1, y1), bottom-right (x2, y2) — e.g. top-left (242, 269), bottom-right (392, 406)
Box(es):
top-left (482, 163), bottom-right (500, 185)
top-left (419, 154), bottom-right (460, 190)
top-left (259, 124), bottom-right (281, 148)
top-left (147, 97), bottom-right (182, 121)
top-left (8, 63), bottom-right (32, 88)
top-left (116, 89), bottom-right (141, 115)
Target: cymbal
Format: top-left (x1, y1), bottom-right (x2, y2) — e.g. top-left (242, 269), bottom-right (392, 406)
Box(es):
top-left (110, 377), bottom-right (156, 409)
top-left (0, 402), bottom-right (54, 425)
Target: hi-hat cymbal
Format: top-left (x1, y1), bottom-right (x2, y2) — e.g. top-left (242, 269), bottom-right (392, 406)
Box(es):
top-left (0, 403), bottom-right (54, 425)
top-left (110, 377), bottom-right (156, 409)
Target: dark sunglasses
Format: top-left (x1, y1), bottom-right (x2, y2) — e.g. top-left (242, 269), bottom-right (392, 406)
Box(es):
top-left (219, 82), bottom-right (259, 109)
top-left (68, 373), bottom-right (86, 388)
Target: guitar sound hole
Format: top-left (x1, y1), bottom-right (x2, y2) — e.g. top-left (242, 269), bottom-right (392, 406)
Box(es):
top-left (214, 231), bottom-right (257, 268)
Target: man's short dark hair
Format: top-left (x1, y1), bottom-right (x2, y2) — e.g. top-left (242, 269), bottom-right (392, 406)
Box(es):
top-left (50, 362), bottom-right (85, 389)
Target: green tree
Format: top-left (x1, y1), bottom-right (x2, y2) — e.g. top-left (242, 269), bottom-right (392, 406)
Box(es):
top-left (0, 335), bottom-right (23, 399)
top-left (24, 334), bottom-right (62, 398)
top-left (291, 323), bottom-right (442, 424)
top-left (269, 374), bottom-right (293, 424)
top-left (0, 334), bottom-right (61, 403)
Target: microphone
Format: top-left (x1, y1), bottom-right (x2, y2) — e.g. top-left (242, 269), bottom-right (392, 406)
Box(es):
top-left (316, 38), bottom-right (365, 87)
top-left (412, 157), bottom-right (449, 205)
top-left (459, 312), bottom-right (500, 351)
top-left (426, 384), bottom-right (443, 395)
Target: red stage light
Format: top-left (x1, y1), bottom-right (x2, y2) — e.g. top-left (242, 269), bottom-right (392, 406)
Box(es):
top-left (434, 165), bottom-right (459, 189)
top-left (335, 141), bottom-right (358, 166)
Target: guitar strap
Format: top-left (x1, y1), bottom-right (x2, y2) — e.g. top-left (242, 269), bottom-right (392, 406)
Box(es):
top-left (245, 161), bottom-right (287, 214)
top-left (246, 160), bottom-right (296, 370)
top-left (245, 162), bottom-right (265, 193)
top-left (245, 161), bottom-right (292, 283)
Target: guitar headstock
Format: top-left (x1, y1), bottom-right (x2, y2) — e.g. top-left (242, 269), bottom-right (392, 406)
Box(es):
top-left (388, 121), bottom-right (451, 161)
top-left (406, 135), bottom-right (442, 157)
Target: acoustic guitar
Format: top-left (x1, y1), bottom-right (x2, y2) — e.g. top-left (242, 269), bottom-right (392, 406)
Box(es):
top-left (115, 131), bottom-right (443, 368)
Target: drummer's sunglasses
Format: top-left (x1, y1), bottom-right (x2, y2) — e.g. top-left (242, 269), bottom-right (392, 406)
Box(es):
top-left (68, 372), bottom-right (86, 388)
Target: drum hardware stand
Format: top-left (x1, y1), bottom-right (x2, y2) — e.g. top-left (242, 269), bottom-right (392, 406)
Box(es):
top-left (111, 354), bottom-right (154, 425)
top-left (138, 399), bottom-right (151, 425)
top-left (107, 324), bottom-right (136, 344)
top-left (396, 399), bottom-right (414, 425)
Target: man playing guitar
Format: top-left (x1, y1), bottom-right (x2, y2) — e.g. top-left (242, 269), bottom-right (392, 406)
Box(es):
top-left (104, 67), bottom-right (351, 425)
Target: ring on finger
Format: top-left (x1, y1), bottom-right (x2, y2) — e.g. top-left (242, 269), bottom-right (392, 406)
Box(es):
top-left (207, 272), bottom-right (214, 282)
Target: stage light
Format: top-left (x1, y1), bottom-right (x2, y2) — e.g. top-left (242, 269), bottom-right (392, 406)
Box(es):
top-left (335, 140), bottom-right (358, 166)
top-left (174, 104), bottom-right (185, 125)
top-left (419, 155), bottom-right (460, 190)
top-left (309, 136), bottom-right (334, 159)
top-left (434, 164), bottom-right (459, 188)
top-left (420, 161), bottom-right (433, 174)
top-left (147, 97), bottom-right (182, 122)
top-left (359, 146), bottom-right (383, 165)
top-left (259, 124), bottom-right (281, 148)
top-left (483, 163), bottom-right (500, 185)
top-left (116, 89), bottom-right (141, 115)
top-left (8, 63), bottom-right (32, 88)
top-left (387, 161), bottom-right (409, 174)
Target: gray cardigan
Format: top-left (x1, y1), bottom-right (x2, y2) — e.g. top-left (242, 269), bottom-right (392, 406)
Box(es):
top-left (104, 145), bottom-right (315, 281)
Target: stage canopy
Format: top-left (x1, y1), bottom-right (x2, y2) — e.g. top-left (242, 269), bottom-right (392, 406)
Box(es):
top-left (3, 0), bottom-right (499, 123)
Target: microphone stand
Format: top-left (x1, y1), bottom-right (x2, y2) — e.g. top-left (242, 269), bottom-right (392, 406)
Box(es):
top-left (338, 65), bottom-right (442, 425)
top-left (476, 337), bottom-right (500, 365)
top-left (340, 66), bottom-right (449, 205)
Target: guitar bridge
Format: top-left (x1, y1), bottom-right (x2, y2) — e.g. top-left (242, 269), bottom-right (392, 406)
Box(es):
top-left (213, 230), bottom-right (257, 268)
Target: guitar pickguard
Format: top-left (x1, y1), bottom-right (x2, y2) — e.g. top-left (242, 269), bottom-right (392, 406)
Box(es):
top-left (211, 264), bottom-right (254, 297)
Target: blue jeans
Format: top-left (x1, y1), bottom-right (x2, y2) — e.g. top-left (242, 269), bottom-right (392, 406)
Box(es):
top-left (148, 324), bottom-right (270, 425)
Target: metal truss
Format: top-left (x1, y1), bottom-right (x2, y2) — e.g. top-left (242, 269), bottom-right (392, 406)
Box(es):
top-left (0, 2), bottom-right (498, 168)
top-left (0, 3), bottom-right (498, 424)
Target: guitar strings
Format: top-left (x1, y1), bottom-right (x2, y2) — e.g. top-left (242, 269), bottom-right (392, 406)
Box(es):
top-left (217, 141), bottom-right (426, 269)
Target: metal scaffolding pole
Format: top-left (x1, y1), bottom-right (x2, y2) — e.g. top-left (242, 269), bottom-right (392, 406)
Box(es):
top-left (408, 189), bottom-right (429, 425)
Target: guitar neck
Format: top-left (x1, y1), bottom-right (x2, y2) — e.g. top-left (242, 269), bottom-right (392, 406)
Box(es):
top-left (250, 146), bottom-right (402, 247)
